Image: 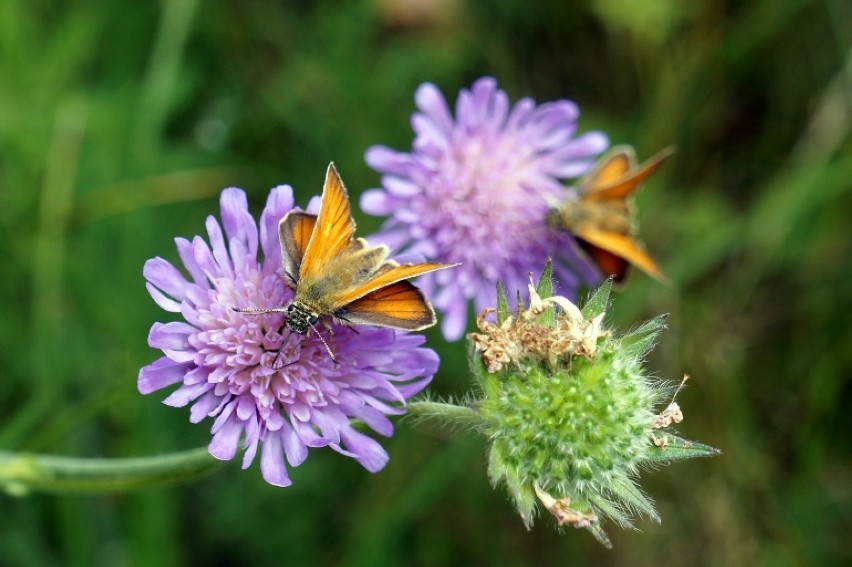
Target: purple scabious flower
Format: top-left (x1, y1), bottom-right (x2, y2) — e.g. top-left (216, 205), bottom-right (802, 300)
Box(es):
top-left (138, 186), bottom-right (439, 486)
top-left (361, 77), bottom-right (609, 340)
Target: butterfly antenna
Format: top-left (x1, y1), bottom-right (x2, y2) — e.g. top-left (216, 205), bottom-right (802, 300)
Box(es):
top-left (307, 320), bottom-right (337, 364)
top-left (232, 306), bottom-right (290, 314)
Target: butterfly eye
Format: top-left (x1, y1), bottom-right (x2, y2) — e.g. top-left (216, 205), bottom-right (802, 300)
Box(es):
top-left (308, 314), bottom-right (319, 325)
top-left (287, 304), bottom-right (295, 313)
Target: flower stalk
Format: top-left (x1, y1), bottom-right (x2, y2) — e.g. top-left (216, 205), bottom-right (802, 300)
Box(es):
top-left (0, 447), bottom-right (221, 495)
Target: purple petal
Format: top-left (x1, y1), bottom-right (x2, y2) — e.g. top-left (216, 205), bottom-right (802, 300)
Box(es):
top-left (209, 414), bottom-right (243, 461)
top-left (348, 405), bottom-right (394, 437)
top-left (260, 432), bottom-right (292, 487)
top-left (145, 283), bottom-right (182, 312)
top-left (360, 190), bottom-right (395, 215)
top-left (260, 185), bottom-right (294, 271)
top-left (365, 146), bottom-right (411, 176)
top-left (219, 188), bottom-right (259, 263)
top-left (147, 321), bottom-right (195, 350)
top-left (175, 237), bottom-right (207, 286)
top-left (340, 428), bottom-right (389, 472)
top-left (189, 391), bottom-right (222, 423)
top-left (163, 382), bottom-right (211, 407)
top-left (143, 257), bottom-right (189, 301)
top-left (414, 82), bottom-right (454, 135)
top-left (138, 356), bottom-right (191, 394)
top-left (205, 216), bottom-right (233, 280)
top-left (280, 420), bottom-right (308, 467)
top-left (440, 294), bottom-right (469, 341)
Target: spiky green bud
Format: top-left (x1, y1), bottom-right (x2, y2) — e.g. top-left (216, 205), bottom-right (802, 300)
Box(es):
top-left (454, 263), bottom-right (718, 547)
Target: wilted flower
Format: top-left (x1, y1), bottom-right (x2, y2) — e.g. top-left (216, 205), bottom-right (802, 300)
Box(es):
top-left (362, 76), bottom-right (609, 340)
top-left (138, 186), bottom-right (439, 486)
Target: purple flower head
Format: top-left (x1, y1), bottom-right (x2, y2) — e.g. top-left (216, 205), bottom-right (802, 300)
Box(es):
top-left (139, 186), bottom-right (439, 486)
top-left (362, 77), bottom-right (609, 340)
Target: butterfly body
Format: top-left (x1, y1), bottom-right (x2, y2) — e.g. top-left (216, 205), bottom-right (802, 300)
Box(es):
top-left (548, 145), bottom-right (673, 283)
top-left (551, 199), bottom-right (636, 236)
top-left (238, 163), bottom-right (456, 359)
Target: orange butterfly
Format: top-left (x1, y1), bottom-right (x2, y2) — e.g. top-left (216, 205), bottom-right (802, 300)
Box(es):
top-left (238, 163), bottom-right (456, 360)
top-left (548, 146), bottom-right (673, 284)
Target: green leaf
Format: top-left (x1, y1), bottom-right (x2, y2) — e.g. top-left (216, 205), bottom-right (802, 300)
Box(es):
top-left (642, 434), bottom-right (721, 463)
top-left (581, 278), bottom-right (613, 319)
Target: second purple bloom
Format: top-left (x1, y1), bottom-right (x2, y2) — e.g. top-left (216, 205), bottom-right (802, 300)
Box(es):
top-left (362, 77), bottom-right (609, 340)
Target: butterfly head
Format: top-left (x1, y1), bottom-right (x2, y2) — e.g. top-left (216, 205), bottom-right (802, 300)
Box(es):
top-left (285, 302), bottom-right (320, 335)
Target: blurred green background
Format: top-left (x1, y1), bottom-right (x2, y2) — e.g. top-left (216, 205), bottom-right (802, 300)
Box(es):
top-left (1, 0), bottom-right (850, 565)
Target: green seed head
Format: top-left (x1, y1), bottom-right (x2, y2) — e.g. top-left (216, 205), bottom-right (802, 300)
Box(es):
top-left (465, 267), bottom-right (718, 547)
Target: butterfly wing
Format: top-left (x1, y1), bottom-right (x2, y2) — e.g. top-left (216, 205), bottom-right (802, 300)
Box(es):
top-left (579, 146), bottom-right (635, 197)
top-left (278, 211), bottom-right (317, 284)
top-left (576, 239), bottom-right (630, 283)
top-left (298, 163), bottom-right (357, 284)
top-left (585, 146), bottom-right (674, 201)
top-left (327, 262), bottom-right (456, 311)
top-left (339, 280), bottom-right (436, 330)
top-left (575, 228), bottom-right (668, 283)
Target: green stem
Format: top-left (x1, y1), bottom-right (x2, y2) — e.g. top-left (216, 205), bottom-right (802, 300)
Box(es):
top-left (0, 447), bottom-right (223, 495)
top-left (407, 401), bottom-right (490, 429)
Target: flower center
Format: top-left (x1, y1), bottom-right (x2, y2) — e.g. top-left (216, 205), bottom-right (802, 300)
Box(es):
top-left (418, 137), bottom-right (553, 277)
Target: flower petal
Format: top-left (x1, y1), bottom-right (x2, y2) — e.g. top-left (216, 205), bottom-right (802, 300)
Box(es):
top-left (340, 428), bottom-right (389, 473)
top-left (138, 357), bottom-right (192, 394)
top-left (260, 432), bottom-right (292, 487)
top-left (143, 257), bottom-right (189, 302)
top-left (209, 414), bottom-right (243, 461)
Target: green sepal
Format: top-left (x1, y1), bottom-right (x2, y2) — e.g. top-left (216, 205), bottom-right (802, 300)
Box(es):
top-left (581, 277), bottom-right (613, 319)
top-left (608, 475), bottom-right (660, 523)
top-left (536, 259), bottom-right (554, 298)
top-left (466, 335), bottom-right (488, 385)
top-left (642, 434), bottom-right (721, 463)
top-left (488, 445), bottom-right (536, 529)
top-left (588, 492), bottom-right (634, 529)
top-left (496, 281), bottom-right (510, 325)
top-left (585, 520), bottom-right (614, 549)
top-left (535, 259), bottom-right (556, 326)
top-left (619, 314), bottom-right (669, 358)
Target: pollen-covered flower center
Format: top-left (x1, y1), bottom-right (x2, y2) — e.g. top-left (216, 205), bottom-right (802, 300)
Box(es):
top-left (191, 268), bottom-right (337, 413)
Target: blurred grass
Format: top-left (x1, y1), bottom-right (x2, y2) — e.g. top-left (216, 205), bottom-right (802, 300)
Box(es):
top-left (1, 0), bottom-right (850, 565)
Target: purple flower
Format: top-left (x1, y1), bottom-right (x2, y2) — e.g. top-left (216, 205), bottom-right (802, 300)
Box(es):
top-left (138, 186), bottom-right (439, 486)
top-left (362, 77), bottom-right (609, 340)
